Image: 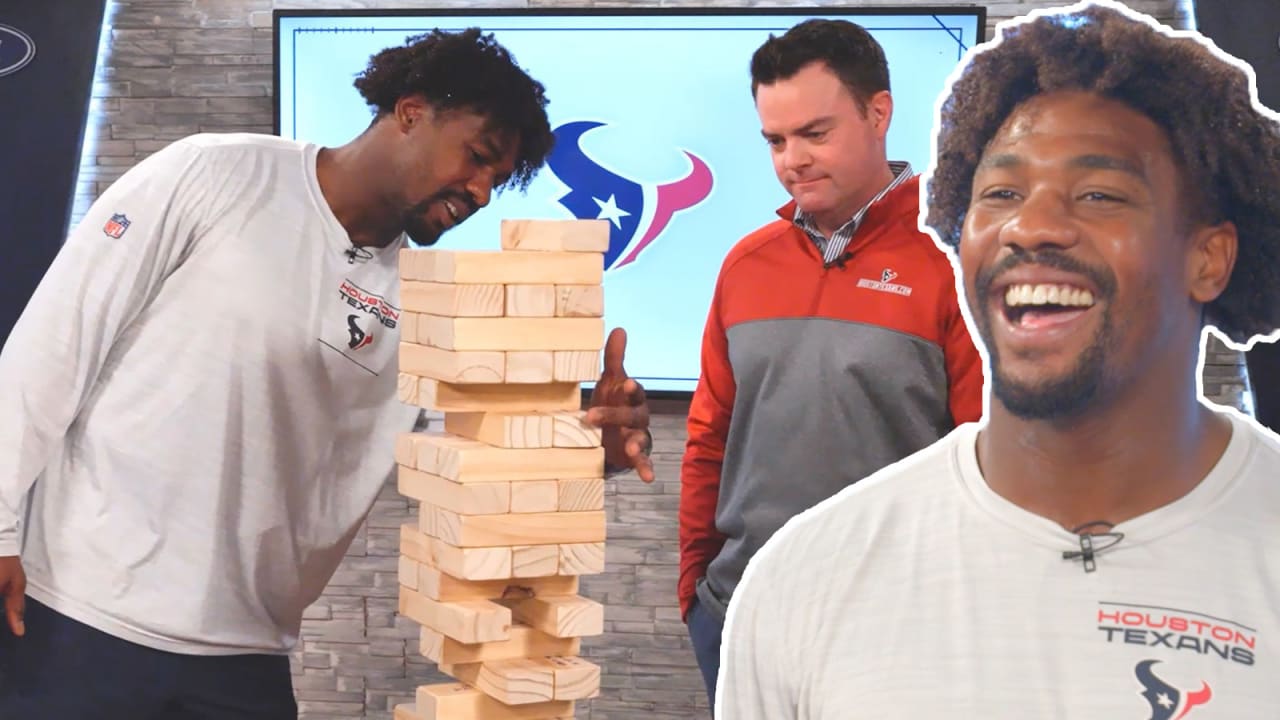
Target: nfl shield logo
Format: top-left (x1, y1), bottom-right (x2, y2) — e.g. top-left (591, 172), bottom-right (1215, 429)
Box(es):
top-left (103, 213), bottom-right (131, 239)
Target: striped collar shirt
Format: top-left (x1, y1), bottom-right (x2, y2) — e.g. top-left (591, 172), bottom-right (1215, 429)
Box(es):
top-left (794, 161), bottom-right (913, 264)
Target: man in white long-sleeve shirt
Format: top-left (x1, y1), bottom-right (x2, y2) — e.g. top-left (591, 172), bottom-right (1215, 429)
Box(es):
top-left (0, 28), bottom-right (653, 718)
top-left (718, 2), bottom-right (1280, 717)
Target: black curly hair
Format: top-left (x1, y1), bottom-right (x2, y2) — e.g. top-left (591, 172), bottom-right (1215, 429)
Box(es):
top-left (924, 3), bottom-right (1280, 343)
top-left (354, 28), bottom-right (554, 191)
top-left (750, 19), bottom-right (889, 113)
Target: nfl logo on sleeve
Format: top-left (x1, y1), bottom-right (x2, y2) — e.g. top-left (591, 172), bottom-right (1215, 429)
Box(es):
top-left (103, 213), bottom-right (131, 239)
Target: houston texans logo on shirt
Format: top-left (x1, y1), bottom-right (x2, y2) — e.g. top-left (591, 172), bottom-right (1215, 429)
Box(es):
top-left (1135, 659), bottom-right (1212, 719)
top-left (546, 120), bottom-right (713, 271)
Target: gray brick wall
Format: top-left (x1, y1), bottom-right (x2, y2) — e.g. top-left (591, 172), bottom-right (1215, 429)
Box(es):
top-left (73, 1), bottom-right (1231, 718)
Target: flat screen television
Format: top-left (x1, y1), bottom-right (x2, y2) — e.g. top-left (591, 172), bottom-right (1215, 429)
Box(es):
top-left (273, 7), bottom-right (987, 398)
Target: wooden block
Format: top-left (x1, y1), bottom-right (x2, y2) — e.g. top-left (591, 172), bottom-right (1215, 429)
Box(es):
top-left (402, 311), bottom-right (419, 344)
top-left (393, 703), bottom-right (425, 720)
top-left (554, 285), bottom-right (604, 318)
top-left (552, 351), bottom-right (599, 383)
top-left (509, 481), bottom-right (560, 513)
top-left (444, 412), bottom-right (554, 449)
top-left (429, 535), bottom-right (513, 581)
top-left (400, 281), bottom-right (504, 317)
top-left (399, 554), bottom-right (419, 591)
top-left (401, 523), bottom-right (432, 564)
top-left (411, 377), bottom-right (581, 413)
top-left (417, 682), bottom-right (574, 719)
top-left (417, 315), bottom-right (605, 352)
top-left (429, 507), bottom-right (607, 548)
top-left (399, 586), bottom-right (511, 644)
top-left (558, 542), bottom-right (605, 575)
top-left (416, 435), bottom-right (604, 484)
top-left (501, 218), bottom-right (610, 253)
top-left (550, 411), bottom-right (602, 448)
top-left (504, 352), bottom-right (554, 384)
top-left (395, 433), bottom-right (418, 468)
top-left (505, 285), bottom-right (556, 317)
top-left (400, 342), bottom-right (505, 384)
top-left (441, 658), bottom-right (556, 705)
top-left (502, 595), bottom-right (605, 639)
top-left (558, 478), bottom-right (605, 511)
top-left (401, 249), bottom-right (603, 285)
top-left (415, 562), bottom-right (578, 603)
top-left (398, 372), bottom-right (422, 406)
top-left (398, 466), bottom-right (511, 515)
top-left (512, 544), bottom-right (560, 578)
top-left (421, 624), bottom-right (580, 666)
top-left (546, 656), bottom-right (601, 700)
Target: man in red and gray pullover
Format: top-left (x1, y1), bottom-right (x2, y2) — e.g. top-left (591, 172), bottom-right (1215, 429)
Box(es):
top-left (679, 20), bottom-right (985, 709)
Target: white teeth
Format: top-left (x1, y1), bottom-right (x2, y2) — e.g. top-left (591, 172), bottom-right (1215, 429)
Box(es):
top-left (1004, 284), bottom-right (1095, 308)
top-left (444, 200), bottom-right (459, 220)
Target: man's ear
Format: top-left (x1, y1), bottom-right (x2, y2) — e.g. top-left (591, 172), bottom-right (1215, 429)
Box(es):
top-left (392, 95), bottom-right (430, 134)
top-left (866, 90), bottom-right (893, 138)
top-left (1186, 220), bottom-right (1238, 305)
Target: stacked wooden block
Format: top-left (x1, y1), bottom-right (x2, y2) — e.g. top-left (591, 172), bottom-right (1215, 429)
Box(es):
top-left (394, 219), bottom-right (611, 720)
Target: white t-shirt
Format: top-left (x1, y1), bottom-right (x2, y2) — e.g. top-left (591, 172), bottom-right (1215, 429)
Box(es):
top-left (0, 133), bottom-right (421, 654)
top-left (719, 408), bottom-right (1280, 719)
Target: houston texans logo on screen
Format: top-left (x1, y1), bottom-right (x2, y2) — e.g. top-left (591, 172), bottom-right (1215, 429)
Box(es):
top-left (546, 120), bottom-right (713, 270)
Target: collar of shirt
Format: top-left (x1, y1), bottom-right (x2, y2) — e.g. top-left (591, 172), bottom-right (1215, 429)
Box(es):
top-left (793, 161), bottom-right (913, 264)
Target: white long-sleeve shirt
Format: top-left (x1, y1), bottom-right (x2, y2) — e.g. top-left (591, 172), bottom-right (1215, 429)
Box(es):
top-left (0, 133), bottom-right (420, 654)
top-left (719, 409), bottom-right (1280, 718)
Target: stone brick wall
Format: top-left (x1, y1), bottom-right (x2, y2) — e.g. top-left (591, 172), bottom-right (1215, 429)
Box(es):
top-left (71, 1), bottom-right (1237, 719)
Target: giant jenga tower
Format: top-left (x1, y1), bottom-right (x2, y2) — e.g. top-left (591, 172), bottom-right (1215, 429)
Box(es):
top-left (393, 219), bottom-right (611, 720)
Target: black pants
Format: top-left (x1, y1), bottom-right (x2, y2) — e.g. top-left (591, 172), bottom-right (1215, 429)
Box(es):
top-left (0, 596), bottom-right (298, 720)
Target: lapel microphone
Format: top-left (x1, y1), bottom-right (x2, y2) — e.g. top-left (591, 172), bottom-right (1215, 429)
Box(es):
top-left (344, 246), bottom-right (373, 264)
top-left (1063, 521), bottom-right (1125, 573)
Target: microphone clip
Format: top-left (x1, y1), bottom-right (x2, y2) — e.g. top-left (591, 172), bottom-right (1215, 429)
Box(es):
top-left (344, 246), bottom-right (374, 265)
top-left (1062, 522), bottom-right (1124, 573)
top-left (824, 251), bottom-right (853, 270)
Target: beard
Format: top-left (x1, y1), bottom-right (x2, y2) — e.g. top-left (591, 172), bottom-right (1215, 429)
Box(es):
top-left (971, 250), bottom-right (1120, 421)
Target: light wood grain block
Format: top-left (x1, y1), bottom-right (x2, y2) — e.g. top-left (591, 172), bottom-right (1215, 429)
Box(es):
top-left (552, 351), bottom-right (599, 382)
top-left (420, 624), bottom-right (580, 667)
top-left (401, 523), bottom-right (432, 564)
top-left (502, 595), bottom-right (604, 639)
top-left (400, 249), bottom-right (603, 285)
top-left (402, 311), bottom-right (420, 344)
top-left (504, 351), bottom-right (554, 383)
top-left (399, 342), bottom-right (505, 384)
top-left (558, 542), bottom-right (605, 575)
top-left (509, 481), bottom-right (559, 513)
top-left (545, 656), bottom-right (601, 700)
top-left (398, 372), bottom-right (422, 406)
top-left (554, 285), bottom-right (604, 318)
top-left (399, 554), bottom-right (419, 591)
top-left (393, 703), bottom-right (425, 720)
top-left (413, 562), bottom-right (579, 603)
top-left (399, 586), bottom-right (511, 644)
top-left (501, 218), bottom-right (610, 253)
top-left (444, 412), bottom-right (554, 449)
top-left (398, 466), bottom-right (511, 515)
top-left (403, 525), bottom-right (513, 580)
top-left (441, 658), bottom-right (556, 705)
top-left (428, 507), bottom-right (606, 548)
top-left (409, 377), bottom-right (581, 413)
top-left (417, 682), bottom-right (574, 719)
top-left (415, 434), bottom-right (604, 484)
top-left (505, 284), bottom-right (556, 317)
top-left (417, 315), bottom-right (604, 352)
top-left (512, 544), bottom-right (560, 578)
top-left (550, 411), bottom-right (602, 448)
top-left (557, 478), bottom-right (605, 511)
top-left (400, 281), bottom-right (504, 317)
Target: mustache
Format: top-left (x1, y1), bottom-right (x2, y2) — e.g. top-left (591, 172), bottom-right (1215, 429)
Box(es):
top-left (409, 192), bottom-right (477, 218)
top-left (974, 250), bottom-right (1118, 302)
